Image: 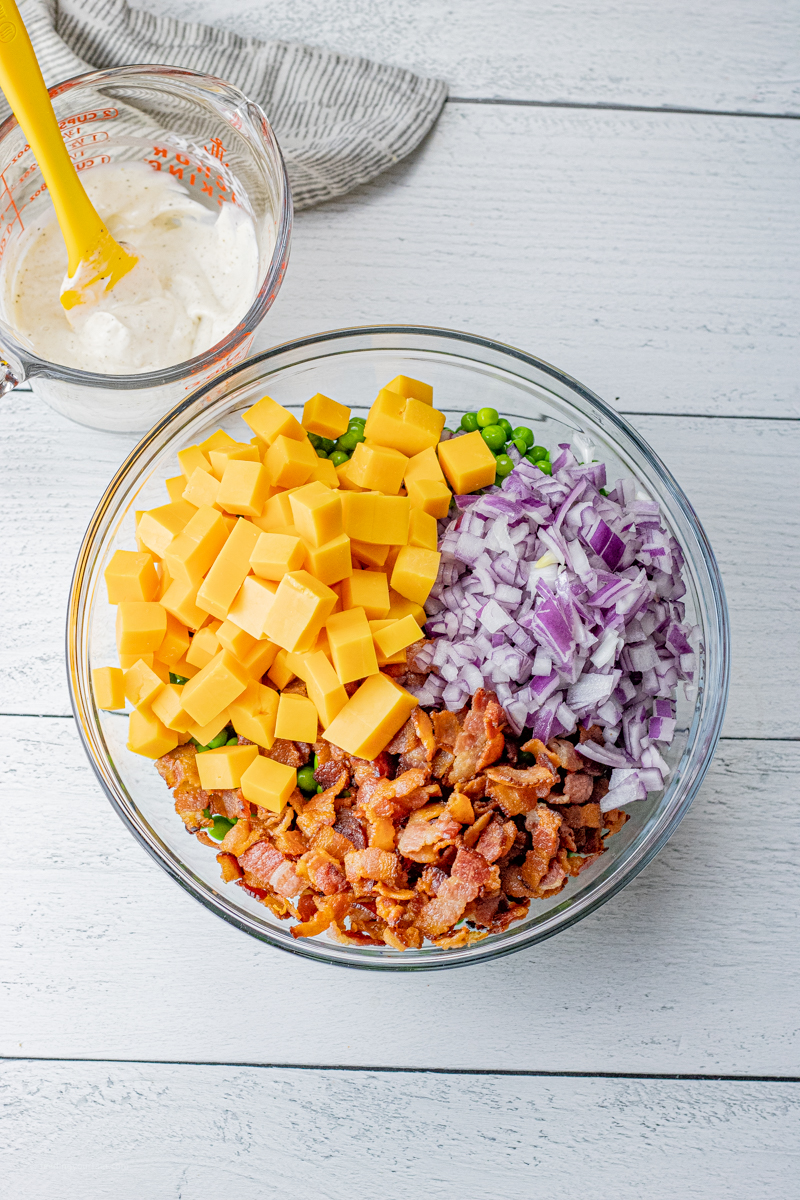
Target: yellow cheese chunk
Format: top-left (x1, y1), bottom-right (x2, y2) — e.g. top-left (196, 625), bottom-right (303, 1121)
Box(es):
top-left (275, 692), bottom-right (318, 743)
top-left (387, 589), bottom-right (427, 626)
top-left (268, 647), bottom-right (296, 689)
top-left (303, 393), bottom-right (350, 439)
top-left (240, 754), bottom-right (297, 813)
top-left (390, 545), bottom-right (442, 606)
top-left (187, 709), bottom-right (231, 745)
top-left (195, 743), bottom-right (259, 790)
top-left (196, 518), bottom-right (261, 620)
top-left (252, 489), bottom-right (296, 532)
top-left (368, 620), bottom-right (407, 666)
top-left (217, 459), bottom-right (272, 517)
top-left (229, 682), bottom-right (279, 749)
top-left (406, 477), bottom-right (452, 519)
top-left (151, 683), bottom-right (193, 733)
top-left (155, 612), bottom-right (191, 666)
top-left (349, 539), bottom-right (389, 568)
top-left (122, 658), bottom-right (166, 708)
top-left (163, 506), bottom-right (229, 586)
top-left (168, 654), bottom-right (200, 680)
top-left (177, 445), bottom-right (212, 478)
top-left (346, 441), bottom-right (408, 494)
top-left (137, 501), bottom-right (197, 558)
top-left (182, 466), bottom-right (222, 510)
top-left (118, 652), bottom-right (169, 679)
top-left (437, 429), bottom-right (497, 494)
top-left (364, 390), bottom-right (445, 456)
top-left (116, 602), bottom-right (167, 657)
top-left (226, 576), bottom-right (278, 639)
top-left (306, 455), bottom-right (340, 488)
top-left (104, 550), bottom-right (159, 603)
top-left (384, 375), bottom-right (433, 405)
top-left (326, 607), bottom-right (379, 684)
top-left (216, 618), bottom-right (258, 661)
top-left (127, 708), bottom-right (179, 758)
top-left (92, 666), bottom-right (124, 710)
top-left (209, 441), bottom-right (260, 480)
top-left (241, 639), bottom-right (279, 679)
top-left (340, 570), bottom-right (390, 620)
top-left (371, 613), bottom-right (424, 658)
top-left (250, 531), bottom-right (305, 579)
top-left (291, 650), bottom-right (348, 727)
top-left (303, 533), bottom-right (353, 586)
top-left (243, 395), bottom-right (305, 446)
top-left (165, 475), bottom-right (187, 502)
top-left (262, 570), bottom-right (338, 653)
top-left (180, 649), bottom-right (250, 726)
top-left (160, 576), bottom-right (208, 630)
top-left (323, 672), bottom-right (418, 760)
top-left (340, 492), bottom-right (410, 545)
top-left (199, 429), bottom-right (238, 456)
top-left (265, 434), bottom-right (318, 488)
top-left (335, 460), bottom-right (366, 491)
top-left (404, 445), bottom-right (446, 486)
top-left (408, 507), bottom-right (438, 550)
top-left (289, 484), bottom-right (343, 548)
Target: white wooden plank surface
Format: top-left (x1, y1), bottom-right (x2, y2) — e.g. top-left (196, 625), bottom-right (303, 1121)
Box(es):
top-left (152, 0), bottom-right (800, 114)
top-left (4, 392), bottom-right (797, 737)
top-left (2, 718), bottom-right (797, 1074)
top-left (2, 1061), bottom-right (798, 1200)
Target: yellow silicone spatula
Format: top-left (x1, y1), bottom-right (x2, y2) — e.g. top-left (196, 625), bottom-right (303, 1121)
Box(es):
top-left (0, 0), bottom-right (137, 310)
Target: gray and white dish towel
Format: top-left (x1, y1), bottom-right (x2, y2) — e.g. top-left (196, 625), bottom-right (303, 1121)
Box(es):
top-left (15, 0), bottom-right (448, 209)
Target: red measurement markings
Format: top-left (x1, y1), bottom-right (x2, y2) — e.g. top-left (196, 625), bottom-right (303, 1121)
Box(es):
top-left (0, 167), bottom-right (23, 257)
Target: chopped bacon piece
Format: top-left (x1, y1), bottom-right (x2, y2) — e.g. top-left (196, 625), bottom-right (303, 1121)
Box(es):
top-left (462, 810), bottom-right (493, 847)
top-left (269, 859), bottom-right (305, 898)
top-left (216, 851), bottom-right (243, 883)
top-left (296, 775), bottom-right (346, 838)
top-left (579, 723), bottom-right (605, 745)
top-left (275, 828), bottom-right (310, 857)
top-left (344, 848), bottom-right (401, 884)
top-left (239, 840), bottom-right (283, 886)
top-left (301, 849), bottom-right (349, 895)
top-left (475, 818), bottom-right (518, 864)
top-left (547, 738), bottom-right (583, 772)
top-left (396, 810), bottom-right (461, 862)
top-left (562, 772), bottom-right (593, 803)
top-left (484, 763), bottom-right (556, 816)
top-left (333, 808), bottom-right (367, 850)
top-left (219, 818), bottom-right (253, 856)
top-left (349, 752), bottom-right (393, 787)
top-left (450, 689), bottom-right (506, 784)
top-left (603, 808), bottom-right (629, 837)
top-left (291, 893), bottom-right (353, 939)
top-left (414, 848), bottom-right (492, 939)
top-left (311, 825), bottom-right (354, 860)
top-left (431, 709), bottom-right (461, 748)
top-left (265, 739), bottom-right (306, 768)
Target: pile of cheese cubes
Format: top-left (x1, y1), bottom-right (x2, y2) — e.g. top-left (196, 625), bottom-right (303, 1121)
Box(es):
top-left (92, 375), bottom-right (499, 812)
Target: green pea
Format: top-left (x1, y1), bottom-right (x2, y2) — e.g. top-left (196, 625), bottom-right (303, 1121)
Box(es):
top-left (498, 418), bottom-right (514, 440)
top-left (297, 765), bottom-right (317, 793)
top-left (226, 736), bottom-right (239, 746)
top-left (517, 750), bottom-right (535, 767)
top-left (200, 729), bottom-right (229, 752)
top-left (600, 487), bottom-right (609, 497)
top-left (510, 435), bottom-right (528, 456)
top-left (202, 807), bottom-right (211, 819)
top-left (512, 426), bottom-right (534, 448)
top-left (315, 446), bottom-right (329, 459)
top-left (538, 459), bottom-right (553, 475)
top-left (480, 424), bottom-right (507, 453)
top-left (460, 412), bottom-right (479, 433)
top-left (317, 784), bottom-right (325, 794)
top-left (306, 431), bottom-right (321, 449)
top-left (329, 450), bottom-right (349, 467)
top-left (528, 445), bottom-right (548, 462)
top-left (495, 453), bottom-right (515, 478)
top-left (313, 753), bottom-right (320, 770)
top-left (336, 430), bottom-right (361, 452)
top-left (348, 418), bottom-right (366, 432)
top-left (169, 673), bottom-right (189, 685)
top-left (209, 816), bottom-right (234, 842)
top-left (477, 407), bottom-right (499, 428)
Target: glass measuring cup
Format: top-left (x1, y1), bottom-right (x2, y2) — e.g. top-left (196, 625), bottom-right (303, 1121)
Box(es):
top-left (0, 65), bottom-right (291, 431)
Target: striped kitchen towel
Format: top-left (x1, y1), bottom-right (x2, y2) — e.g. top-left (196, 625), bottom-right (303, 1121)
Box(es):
top-left (16, 0), bottom-right (448, 209)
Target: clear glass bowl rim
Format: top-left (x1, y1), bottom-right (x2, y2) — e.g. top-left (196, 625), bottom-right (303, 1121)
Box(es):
top-left (0, 63), bottom-right (292, 389)
top-left (67, 324), bottom-right (731, 971)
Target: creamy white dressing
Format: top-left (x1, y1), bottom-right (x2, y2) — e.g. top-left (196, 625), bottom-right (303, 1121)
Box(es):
top-left (1, 163), bottom-right (260, 374)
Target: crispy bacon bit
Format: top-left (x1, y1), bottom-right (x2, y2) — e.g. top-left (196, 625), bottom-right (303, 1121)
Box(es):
top-left (296, 775), bottom-right (346, 838)
top-left (450, 689), bottom-right (506, 784)
top-left (219, 818), bottom-right (253, 856)
top-left (475, 818), bottom-right (517, 863)
top-left (301, 849), bottom-right (349, 895)
top-left (333, 808), bottom-right (367, 850)
top-left (396, 810), bottom-right (461, 862)
top-left (415, 848), bottom-right (492, 939)
top-left (484, 763), bottom-right (556, 816)
top-left (216, 852), bottom-right (243, 883)
top-left (344, 848), bottom-right (401, 885)
top-left (562, 772), bottom-right (594, 803)
top-left (266, 739), bottom-right (306, 768)
top-left (547, 738), bottom-right (584, 772)
top-left (291, 893), bottom-right (353, 939)
top-left (239, 840), bottom-right (283, 887)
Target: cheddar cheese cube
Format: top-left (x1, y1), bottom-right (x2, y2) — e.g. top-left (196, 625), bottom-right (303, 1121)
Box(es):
top-left (289, 485), bottom-right (343, 548)
top-left (437, 429), bottom-right (497, 494)
top-left (326, 607), bottom-right (378, 684)
top-left (369, 620), bottom-right (407, 666)
top-left (151, 683), bottom-right (193, 733)
top-left (92, 666), bottom-right (124, 710)
top-left (155, 612), bottom-right (191, 666)
top-left (275, 692), bottom-right (318, 743)
top-left (165, 475), bottom-right (188, 502)
top-left (196, 518), bottom-right (261, 620)
top-left (306, 454), bottom-right (340, 488)
top-left (240, 755), bottom-right (297, 813)
top-left (406, 477), bottom-right (452, 519)
top-left (180, 650), bottom-right (250, 726)
top-left (250, 531), bottom-right (305, 579)
top-left (253, 489), bottom-right (296, 532)
top-left (177, 444), bottom-right (212, 478)
top-left (216, 618), bottom-right (258, 661)
top-left (127, 708), bottom-right (179, 759)
top-left (265, 434), bottom-right (318, 489)
top-left (349, 539), bottom-right (389, 568)
top-left (243, 395), bottom-right (305, 446)
top-left (291, 650), bottom-right (348, 727)
top-left (226, 576), bottom-right (277, 639)
top-left (340, 492), bottom-right (410, 545)
top-left (340, 570), bottom-right (390, 620)
top-left (137, 501), bottom-right (197, 558)
top-left (116, 602), bottom-right (167, 657)
top-left (167, 654), bottom-right (200, 680)
top-left (262, 570), bottom-right (338, 653)
top-left (404, 445), bottom-right (446, 485)
top-left (408, 506), bottom-right (439, 550)
top-left (182, 466), bottom-right (221, 510)
top-left (364, 390), bottom-right (445, 456)
top-left (388, 589), bottom-right (427, 626)
top-left (199, 428), bottom-right (238, 456)
top-left (163, 506), bottom-right (229, 585)
top-left (346, 441), bottom-right (408, 494)
top-left (303, 533), bottom-right (352, 586)
top-left (335, 460), bottom-right (365, 491)
top-left (229, 682), bottom-right (279, 749)
top-left (118, 652), bottom-right (169, 680)
top-left (384, 375), bottom-right (433, 405)
top-left (303, 393), bottom-right (350, 439)
top-left (122, 658), bottom-right (166, 708)
top-left (268, 647), bottom-right (296, 689)
top-left (209, 441), bottom-right (260, 480)
top-left (217, 459), bottom-right (272, 517)
top-left (241, 639), bottom-right (279, 679)
top-left (390, 545), bottom-right (441, 606)
top-left (160, 576), bottom-right (208, 631)
top-left (372, 613), bottom-right (424, 658)
top-left (323, 672), bottom-right (418, 760)
top-left (187, 709), bottom-right (231, 746)
top-left (195, 743), bottom-right (259, 790)
top-left (104, 550), bottom-right (159, 603)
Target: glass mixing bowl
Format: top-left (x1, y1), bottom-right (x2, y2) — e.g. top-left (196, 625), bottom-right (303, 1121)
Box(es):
top-left (0, 65), bottom-right (291, 432)
top-left (67, 326), bottom-right (730, 970)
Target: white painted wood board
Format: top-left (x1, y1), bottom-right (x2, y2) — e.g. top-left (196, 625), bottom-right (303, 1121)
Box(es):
top-left (1, 719), bottom-right (796, 1074)
top-left (4, 392), bottom-right (796, 737)
top-left (151, 0), bottom-right (800, 114)
top-left (2, 1061), bottom-right (798, 1200)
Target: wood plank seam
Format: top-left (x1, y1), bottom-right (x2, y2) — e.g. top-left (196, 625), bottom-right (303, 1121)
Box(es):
top-left (448, 97), bottom-right (800, 120)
